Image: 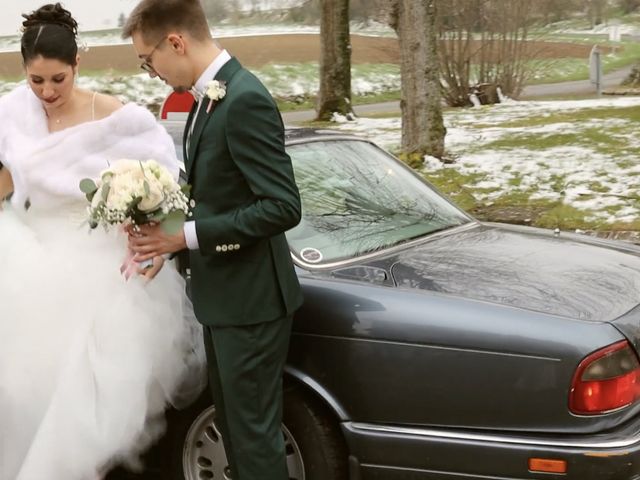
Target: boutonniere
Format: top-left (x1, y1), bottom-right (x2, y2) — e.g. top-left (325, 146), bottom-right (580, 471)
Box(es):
top-left (205, 80), bottom-right (227, 113)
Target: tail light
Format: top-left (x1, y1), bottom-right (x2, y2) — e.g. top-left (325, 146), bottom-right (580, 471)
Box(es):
top-left (569, 340), bottom-right (640, 415)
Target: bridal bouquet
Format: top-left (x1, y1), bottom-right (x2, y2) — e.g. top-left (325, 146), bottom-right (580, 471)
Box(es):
top-left (80, 159), bottom-right (192, 234)
top-left (79, 159), bottom-right (193, 278)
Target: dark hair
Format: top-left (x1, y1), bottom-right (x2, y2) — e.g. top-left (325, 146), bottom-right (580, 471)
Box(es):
top-left (122, 0), bottom-right (210, 43)
top-left (21, 3), bottom-right (79, 66)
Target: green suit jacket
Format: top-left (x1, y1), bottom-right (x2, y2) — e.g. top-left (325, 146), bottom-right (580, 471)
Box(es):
top-left (184, 57), bottom-right (303, 326)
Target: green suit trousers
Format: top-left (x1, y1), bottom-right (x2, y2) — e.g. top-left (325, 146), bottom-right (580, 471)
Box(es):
top-left (203, 315), bottom-right (293, 480)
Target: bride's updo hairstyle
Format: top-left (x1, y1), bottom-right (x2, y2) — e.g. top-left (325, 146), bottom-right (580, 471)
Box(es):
top-left (20, 3), bottom-right (79, 66)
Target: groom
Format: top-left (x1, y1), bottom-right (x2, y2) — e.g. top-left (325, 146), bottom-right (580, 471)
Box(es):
top-left (123, 1), bottom-right (303, 478)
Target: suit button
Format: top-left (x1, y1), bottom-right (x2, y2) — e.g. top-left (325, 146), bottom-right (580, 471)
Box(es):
top-left (234, 244), bottom-right (240, 250)
top-left (216, 245), bottom-right (222, 252)
top-left (222, 245), bottom-right (228, 252)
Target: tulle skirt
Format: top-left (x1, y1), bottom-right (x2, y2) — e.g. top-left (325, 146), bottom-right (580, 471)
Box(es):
top-left (0, 204), bottom-right (206, 480)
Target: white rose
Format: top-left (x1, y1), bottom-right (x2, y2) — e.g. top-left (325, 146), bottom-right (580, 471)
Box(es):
top-left (105, 188), bottom-right (128, 211)
top-left (138, 178), bottom-right (165, 212)
top-left (145, 159), bottom-right (160, 171)
top-left (108, 159), bottom-right (140, 175)
top-left (103, 173), bottom-right (133, 210)
top-left (131, 167), bottom-right (147, 183)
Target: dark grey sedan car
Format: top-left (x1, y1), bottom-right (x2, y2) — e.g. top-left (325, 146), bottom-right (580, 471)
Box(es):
top-left (132, 127), bottom-right (640, 480)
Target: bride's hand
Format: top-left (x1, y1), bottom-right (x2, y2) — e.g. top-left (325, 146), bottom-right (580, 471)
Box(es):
top-left (138, 255), bottom-right (164, 282)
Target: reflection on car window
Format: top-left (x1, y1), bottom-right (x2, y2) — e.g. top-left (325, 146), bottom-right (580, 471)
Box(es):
top-left (287, 139), bottom-right (471, 265)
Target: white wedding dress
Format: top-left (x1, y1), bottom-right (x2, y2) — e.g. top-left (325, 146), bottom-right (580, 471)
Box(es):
top-left (0, 86), bottom-right (205, 479)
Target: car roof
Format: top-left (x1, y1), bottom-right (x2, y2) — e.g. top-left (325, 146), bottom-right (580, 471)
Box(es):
top-left (161, 120), bottom-right (362, 147)
top-left (284, 127), bottom-right (369, 146)
top-left (284, 127), bottom-right (344, 141)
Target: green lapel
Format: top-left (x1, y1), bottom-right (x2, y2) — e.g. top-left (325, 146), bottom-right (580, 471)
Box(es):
top-left (186, 57), bottom-right (243, 180)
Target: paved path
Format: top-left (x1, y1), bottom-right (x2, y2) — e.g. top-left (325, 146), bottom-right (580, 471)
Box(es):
top-left (520, 65), bottom-right (634, 98)
top-left (282, 66), bottom-right (635, 124)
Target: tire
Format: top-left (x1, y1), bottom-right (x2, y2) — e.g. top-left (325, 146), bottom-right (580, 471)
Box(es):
top-left (282, 385), bottom-right (349, 480)
top-left (150, 384), bottom-right (348, 480)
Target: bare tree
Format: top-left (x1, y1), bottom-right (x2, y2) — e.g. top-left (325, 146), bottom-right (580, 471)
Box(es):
top-left (533, 0), bottom-right (582, 24)
top-left (350, 0), bottom-right (378, 22)
top-left (201, 0), bottom-right (230, 21)
top-left (438, 0), bottom-right (537, 106)
top-left (386, 0), bottom-right (445, 160)
top-left (117, 12), bottom-right (127, 28)
top-left (587, 0), bottom-right (608, 27)
top-left (286, 0), bottom-right (321, 23)
top-left (619, 0), bottom-right (640, 13)
top-left (316, 0), bottom-right (355, 121)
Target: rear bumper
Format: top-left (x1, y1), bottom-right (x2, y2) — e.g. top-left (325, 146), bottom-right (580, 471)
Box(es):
top-left (343, 419), bottom-right (640, 480)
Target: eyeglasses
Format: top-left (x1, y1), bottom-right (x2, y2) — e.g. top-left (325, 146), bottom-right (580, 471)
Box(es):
top-left (140, 37), bottom-right (167, 73)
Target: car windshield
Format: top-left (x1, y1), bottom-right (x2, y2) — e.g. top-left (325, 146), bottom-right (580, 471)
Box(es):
top-left (286, 139), bottom-right (471, 265)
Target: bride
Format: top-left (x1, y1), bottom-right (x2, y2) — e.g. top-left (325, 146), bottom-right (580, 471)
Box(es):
top-left (0, 4), bottom-right (204, 479)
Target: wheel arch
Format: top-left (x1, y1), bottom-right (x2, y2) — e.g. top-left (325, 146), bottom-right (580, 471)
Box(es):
top-left (284, 365), bottom-right (351, 422)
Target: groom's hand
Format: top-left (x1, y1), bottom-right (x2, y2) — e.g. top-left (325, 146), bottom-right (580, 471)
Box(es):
top-left (128, 223), bottom-right (187, 261)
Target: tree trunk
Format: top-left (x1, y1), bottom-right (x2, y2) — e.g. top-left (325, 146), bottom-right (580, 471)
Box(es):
top-left (316, 0), bottom-right (354, 121)
top-left (395, 0), bottom-right (446, 160)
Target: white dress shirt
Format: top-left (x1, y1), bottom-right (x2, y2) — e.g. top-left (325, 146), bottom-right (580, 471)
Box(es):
top-left (183, 49), bottom-right (232, 250)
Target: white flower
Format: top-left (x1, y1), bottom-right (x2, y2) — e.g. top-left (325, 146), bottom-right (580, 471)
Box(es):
top-left (138, 178), bottom-right (165, 212)
top-left (105, 159), bottom-right (141, 176)
top-left (144, 159), bottom-right (161, 171)
top-left (206, 80), bottom-right (226, 102)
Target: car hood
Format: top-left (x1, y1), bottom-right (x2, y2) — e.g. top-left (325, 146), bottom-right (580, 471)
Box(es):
top-left (389, 224), bottom-right (640, 322)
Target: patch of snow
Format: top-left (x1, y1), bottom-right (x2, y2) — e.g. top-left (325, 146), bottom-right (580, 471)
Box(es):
top-left (331, 112), bottom-right (350, 123)
top-left (423, 155), bottom-right (444, 171)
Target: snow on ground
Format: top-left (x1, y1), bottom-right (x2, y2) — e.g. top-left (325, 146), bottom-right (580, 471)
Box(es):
top-left (0, 74), bottom-right (173, 110)
top-left (0, 63), bottom-right (400, 106)
top-left (257, 63), bottom-right (399, 99)
top-left (332, 96), bottom-right (640, 224)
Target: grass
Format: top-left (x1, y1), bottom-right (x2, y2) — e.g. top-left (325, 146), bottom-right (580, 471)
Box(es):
top-left (422, 172), bottom-right (609, 231)
top-left (462, 105), bottom-right (640, 157)
top-left (475, 105), bottom-right (640, 128)
top-left (480, 128), bottom-right (621, 152)
top-left (276, 89), bottom-right (400, 112)
top-left (422, 168), bottom-right (488, 212)
top-left (469, 111), bottom-right (636, 158)
top-left (526, 41), bottom-right (640, 84)
top-left (277, 97), bottom-right (316, 112)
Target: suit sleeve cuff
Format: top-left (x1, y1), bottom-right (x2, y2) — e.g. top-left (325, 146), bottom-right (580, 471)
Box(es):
top-left (184, 220), bottom-right (200, 250)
